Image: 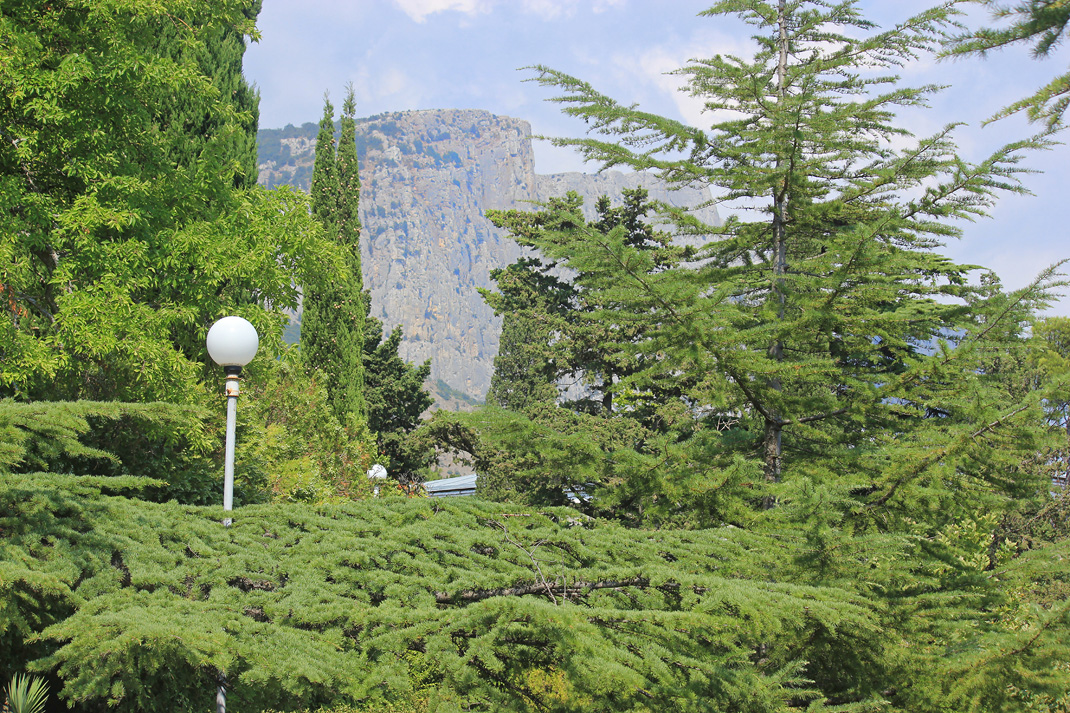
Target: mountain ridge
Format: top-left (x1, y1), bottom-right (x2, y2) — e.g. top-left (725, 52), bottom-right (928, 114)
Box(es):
top-left (257, 108), bottom-right (720, 407)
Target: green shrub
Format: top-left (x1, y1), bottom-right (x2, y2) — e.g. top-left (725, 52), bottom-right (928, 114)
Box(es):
top-left (3, 673), bottom-right (49, 713)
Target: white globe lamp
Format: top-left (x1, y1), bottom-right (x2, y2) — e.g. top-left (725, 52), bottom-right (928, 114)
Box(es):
top-left (206, 315), bottom-right (259, 369)
top-left (206, 316), bottom-right (259, 534)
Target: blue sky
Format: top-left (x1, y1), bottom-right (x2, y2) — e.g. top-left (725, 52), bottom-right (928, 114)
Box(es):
top-left (244, 0), bottom-right (1069, 316)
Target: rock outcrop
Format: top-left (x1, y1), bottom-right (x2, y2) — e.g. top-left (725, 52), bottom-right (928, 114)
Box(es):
top-left (258, 109), bottom-right (719, 406)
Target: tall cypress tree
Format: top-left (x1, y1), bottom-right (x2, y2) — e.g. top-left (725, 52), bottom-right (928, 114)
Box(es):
top-left (309, 94), bottom-right (338, 228)
top-left (335, 90), bottom-right (363, 262)
top-left (301, 88), bottom-right (368, 426)
top-left (150, 0), bottom-right (263, 188)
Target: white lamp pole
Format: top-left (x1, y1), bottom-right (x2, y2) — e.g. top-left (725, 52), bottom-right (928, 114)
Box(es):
top-left (206, 316), bottom-right (259, 526)
top-left (206, 316), bottom-right (258, 713)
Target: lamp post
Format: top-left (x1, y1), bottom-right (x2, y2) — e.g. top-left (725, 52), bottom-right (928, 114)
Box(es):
top-left (206, 316), bottom-right (259, 526)
top-left (368, 463), bottom-right (388, 497)
top-left (206, 316), bottom-right (258, 713)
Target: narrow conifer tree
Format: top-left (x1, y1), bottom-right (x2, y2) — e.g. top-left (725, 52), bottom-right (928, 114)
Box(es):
top-left (335, 90), bottom-right (363, 260)
top-left (362, 300), bottom-right (435, 481)
top-left (474, 6), bottom-right (1070, 702)
top-left (335, 88), bottom-right (367, 419)
top-left (301, 88), bottom-right (368, 426)
top-left (487, 188), bottom-right (684, 418)
top-left (309, 94), bottom-right (338, 228)
top-left (151, 0), bottom-right (263, 188)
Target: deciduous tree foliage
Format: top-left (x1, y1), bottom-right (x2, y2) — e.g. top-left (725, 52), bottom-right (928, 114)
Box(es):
top-left (236, 352), bottom-right (377, 505)
top-left (0, 0), bottom-right (332, 403)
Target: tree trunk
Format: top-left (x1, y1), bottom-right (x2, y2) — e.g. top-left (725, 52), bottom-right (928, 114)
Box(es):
top-left (764, 0), bottom-right (790, 502)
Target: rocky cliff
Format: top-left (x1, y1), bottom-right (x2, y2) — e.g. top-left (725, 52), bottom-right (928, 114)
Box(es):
top-left (258, 109), bottom-right (719, 406)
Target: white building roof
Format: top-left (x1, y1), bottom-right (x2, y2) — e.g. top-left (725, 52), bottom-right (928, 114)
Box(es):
top-left (424, 473), bottom-right (478, 497)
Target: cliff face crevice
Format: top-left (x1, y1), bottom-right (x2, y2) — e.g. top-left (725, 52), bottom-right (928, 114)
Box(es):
top-left (258, 109), bottom-right (719, 406)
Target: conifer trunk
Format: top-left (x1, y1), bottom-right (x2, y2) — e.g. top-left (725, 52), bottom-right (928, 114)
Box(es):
top-left (763, 0), bottom-right (790, 499)
top-left (1064, 415), bottom-right (1070, 487)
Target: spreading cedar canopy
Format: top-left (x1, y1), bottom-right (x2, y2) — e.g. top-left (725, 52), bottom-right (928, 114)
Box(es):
top-left (3, 429), bottom-right (1070, 712)
top-left (2, 468), bottom-right (876, 713)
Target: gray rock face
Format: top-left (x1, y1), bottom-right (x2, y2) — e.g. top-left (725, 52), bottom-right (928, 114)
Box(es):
top-left (257, 109), bottom-right (719, 406)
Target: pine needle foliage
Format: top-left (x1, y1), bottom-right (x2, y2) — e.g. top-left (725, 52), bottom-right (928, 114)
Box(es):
top-left (486, 188), bottom-right (685, 418)
top-left (149, 0), bottom-right (264, 187)
top-left (3, 474), bottom-right (886, 713)
top-left (516, 0), bottom-right (1065, 528)
top-left (457, 3), bottom-right (1070, 707)
top-left (0, 399), bottom-right (202, 481)
top-left (482, 255), bottom-right (571, 414)
top-left (362, 306), bottom-right (435, 483)
top-left (310, 95), bottom-right (341, 229)
top-left (468, 189), bottom-right (745, 526)
top-left (4, 470), bottom-right (1070, 711)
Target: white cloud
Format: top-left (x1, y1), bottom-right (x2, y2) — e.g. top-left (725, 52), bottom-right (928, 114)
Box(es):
top-left (392, 0), bottom-right (493, 23)
top-left (520, 0), bottom-right (572, 20)
top-left (379, 67), bottom-right (418, 100)
top-left (520, 0), bottom-right (624, 20)
top-left (531, 138), bottom-right (590, 174)
top-left (620, 32), bottom-right (757, 128)
top-left (349, 64), bottom-right (428, 110)
top-left (393, 0), bottom-right (625, 23)
top-left (631, 46), bottom-right (703, 125)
